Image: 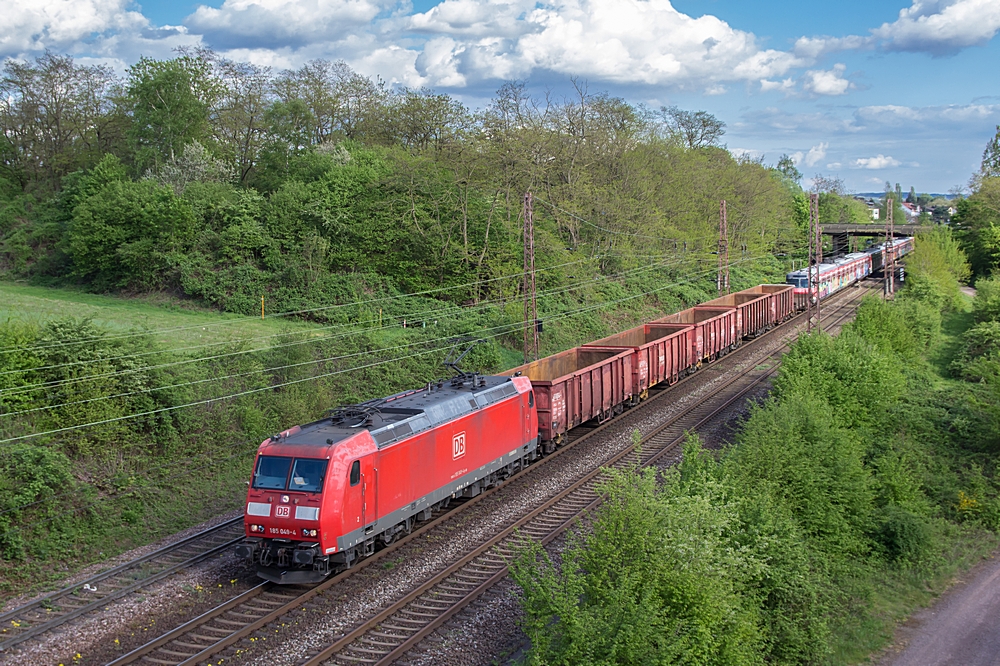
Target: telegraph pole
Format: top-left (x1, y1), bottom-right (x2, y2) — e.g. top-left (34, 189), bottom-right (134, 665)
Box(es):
top-left (888, 200), bottom-right (895, 297)
top-left (523, 192), bottom-right (539, 363)
top-left (811, 193), bottom-right (822, 332)
top-left (718, 200), bottom-right (729, 295)
top-left (807, 194), bottom-right (814, 332)
top-left (884, 198), bottom-right (893, 298)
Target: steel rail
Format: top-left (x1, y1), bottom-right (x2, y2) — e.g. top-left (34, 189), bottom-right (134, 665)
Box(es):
top-left (103, 285), bottom-right (870, 666)
top-left (298, 285), bottom-right (873, 666)
top-left (0, 517), bottom-right (244, 652)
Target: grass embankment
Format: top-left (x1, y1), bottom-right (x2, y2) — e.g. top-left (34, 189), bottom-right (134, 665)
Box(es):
top-left (512, 229), bottom-right (1000, 665)
top-left (0, 256), bottom-right (785, 598)
top-left (0, 282), bottom-right (318, 345)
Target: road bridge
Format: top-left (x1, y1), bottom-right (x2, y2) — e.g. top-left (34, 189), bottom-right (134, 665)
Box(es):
top-left (819, 224), bottom-right (933, 254)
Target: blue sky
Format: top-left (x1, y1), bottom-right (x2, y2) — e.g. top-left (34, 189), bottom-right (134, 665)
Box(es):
top-left (4, 0), bottom-right (999, 194)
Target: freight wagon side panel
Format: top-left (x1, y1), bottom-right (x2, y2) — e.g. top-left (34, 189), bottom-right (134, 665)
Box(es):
top-left (580, 348), bottom-right (632, 410)
top-left (508, 347), bottom-right (633, 442)
top-left (693, 307), bottom-right (738, 359)
top-left (759, 285), bottom-right (793, 323)
top-left (581, 325), bottom-right (687, 393)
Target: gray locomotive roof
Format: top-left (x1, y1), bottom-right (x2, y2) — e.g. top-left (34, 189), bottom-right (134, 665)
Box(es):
top-left (275, 374), bottom-right (518, 450)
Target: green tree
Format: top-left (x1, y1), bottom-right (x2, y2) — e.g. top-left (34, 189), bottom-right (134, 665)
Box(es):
top-left (67, 178), bottom-right (196, 289)
top-left (776, 154), bottom-right (802, 183)
top-left (126, 56), bottom-right (215, 172)
top-left (982, 125), bottom-right (1000, 179)
top-left (661, 105), bottom-right (726, 149)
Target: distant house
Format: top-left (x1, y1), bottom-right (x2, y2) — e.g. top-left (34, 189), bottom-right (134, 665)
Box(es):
top-left (869, 206), bottom-right (880, 220)
top-left (900, 202), bottom-right (921, 220)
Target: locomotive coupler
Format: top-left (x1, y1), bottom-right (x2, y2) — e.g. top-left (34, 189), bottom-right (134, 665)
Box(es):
top-left (293, 544), bottom-right (318, 565)
top-left (235, 538), bottom-right (262, 560)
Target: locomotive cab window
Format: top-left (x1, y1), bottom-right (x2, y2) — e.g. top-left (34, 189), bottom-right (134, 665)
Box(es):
top-left (289, 458), bottom-right (328, 493)
top-left (253, 456), bottom-right (292, 490)
top-left (349, 460), bottom-right (361, 486)
top-left (528, 391), bottom-right (534, 408)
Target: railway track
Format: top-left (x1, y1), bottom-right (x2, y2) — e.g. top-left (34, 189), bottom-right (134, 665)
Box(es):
top-left (103, 284), bottom-right (874, 666)
top-left (295, 285), bottom-right (872, 666)
top-left (0, 517), bottom-right (244, 653)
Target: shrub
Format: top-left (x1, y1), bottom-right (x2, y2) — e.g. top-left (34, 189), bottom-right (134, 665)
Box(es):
top-left (973, 276), bottom-right (1000, 323)
top-left (873, 506), bottom-right (931, 563)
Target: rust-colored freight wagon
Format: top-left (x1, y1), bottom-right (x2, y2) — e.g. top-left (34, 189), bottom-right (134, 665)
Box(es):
top-left (508, 347), bottom-right (633, 447)
top-left (581, 324), bottom-right (695, 398)
top-left (758, 284), bottom-right (794, 324)
top-left (702, 285), bottom-right (794, 338)
top-left (652, 307), bottom-right (739, 362)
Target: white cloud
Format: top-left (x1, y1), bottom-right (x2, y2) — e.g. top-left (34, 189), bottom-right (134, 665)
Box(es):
top-left (826, 162), bottom-right (842, 169)
top-left (792, 34), bottom-right (871, 59)
top-left (185, 0), bottom-right (392, 50)
top-left (0, 0), bottom-right (816, 91)
top-left (730, 147), bottom-right (762, 160)
top-left (854, 155), bottom-right (902, 169)
top-left (0, 0), bottom-right (147, 57)
top-left (873, 0), bottom-right (1000, 56)
top-left (857, 102), bottom-right (1000, 126)
top-left (794, 0), bottom-right (1000, 59)
top-left (760, 77), bottom-right (795, 93)
top-left (790, 142), bottom-right (829, 167)
top-left (802, 63), bottom-right (852, 96)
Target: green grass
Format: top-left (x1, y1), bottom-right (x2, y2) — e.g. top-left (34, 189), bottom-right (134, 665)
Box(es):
top-left (0, 281), bottom-right (319, 348)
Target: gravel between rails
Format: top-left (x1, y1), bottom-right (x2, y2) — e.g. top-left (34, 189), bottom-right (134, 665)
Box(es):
top-left (0, 510), bottom-right (247, 666)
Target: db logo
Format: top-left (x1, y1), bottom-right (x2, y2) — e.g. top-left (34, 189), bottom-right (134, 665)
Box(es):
top-left (275, 505), bottom-right (291, 518)
top-left (452, 431), bottom-right (467, 460)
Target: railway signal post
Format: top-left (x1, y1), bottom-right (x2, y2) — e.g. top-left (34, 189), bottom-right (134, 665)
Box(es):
top-left (523, 191), bottom-right (539, 363)
top-left (718, 199), bottom-right (730, 295)
top-left (884, 198), bottom-right (894, 298)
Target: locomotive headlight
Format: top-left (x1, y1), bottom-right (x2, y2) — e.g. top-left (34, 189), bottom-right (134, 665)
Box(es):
top-left (310, 529), bottom-right (318, 537)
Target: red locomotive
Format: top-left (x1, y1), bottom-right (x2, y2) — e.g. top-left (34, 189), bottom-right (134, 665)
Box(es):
top-left (234, 280), bottom-right (812, 583)
top-left (235, 369), bottom-right (537, 583)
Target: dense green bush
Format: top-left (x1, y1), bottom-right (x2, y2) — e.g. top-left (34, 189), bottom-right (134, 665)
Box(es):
top-left (873, 506), bottom-right (931, 563)
top-left (973, 276), bottom-right (1000, 323)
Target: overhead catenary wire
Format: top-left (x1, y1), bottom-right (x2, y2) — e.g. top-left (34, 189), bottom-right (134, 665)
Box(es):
top-left (0, 257), bottom-right (591, 356)
top-left (0, 252), bottom-right (706, 399)
top-left (533, 196), bottom-right (695, 245)
top-left (0, 252), bottom-right (772, 448)
top-left (1, 256), bottom-right (705, 422)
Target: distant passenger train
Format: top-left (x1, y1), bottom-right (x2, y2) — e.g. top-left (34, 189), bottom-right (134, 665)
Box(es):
top-left (785, 237), bottom-right (913, 309)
